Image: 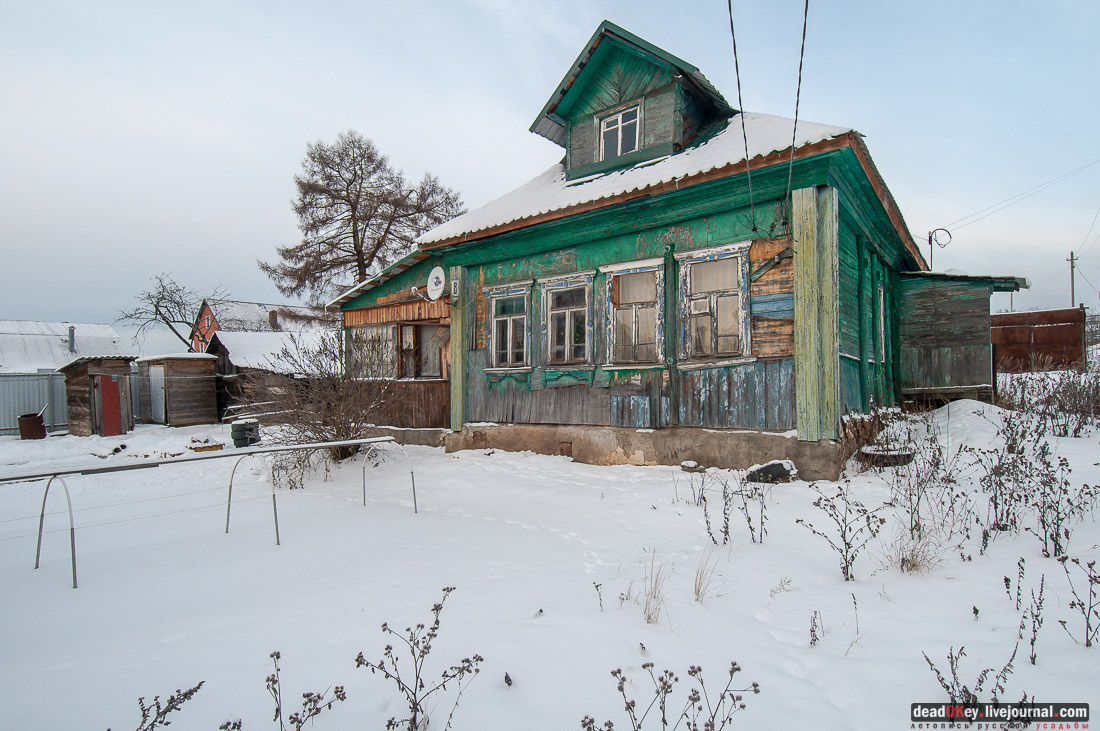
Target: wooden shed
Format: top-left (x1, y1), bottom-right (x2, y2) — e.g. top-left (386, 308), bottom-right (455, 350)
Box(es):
top-left (136, 353), bottom-right (218, 426)
top-left (898, 272), bottom-right (1027, 402)
top-left (59, 356), bottom-right (135, 437)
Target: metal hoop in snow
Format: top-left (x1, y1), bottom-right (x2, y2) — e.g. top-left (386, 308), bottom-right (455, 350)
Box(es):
top-left (225, 453), bottom-right (281, 545)
top-left (361, 442), bottom-right (417, 513)
top-left (34, 475), bottom-right (78, 589)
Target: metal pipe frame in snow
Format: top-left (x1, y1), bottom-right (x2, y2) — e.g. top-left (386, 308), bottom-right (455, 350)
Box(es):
top-left (34, 475), bottom-right (77, 589)
top-left (361, 441), bottom-right (418, 513)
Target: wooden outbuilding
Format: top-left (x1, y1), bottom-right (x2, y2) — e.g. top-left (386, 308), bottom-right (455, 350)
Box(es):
top-left (136, 353), bottom-right (218, 426)
top-left (59, 356), bottom-right (135, 437)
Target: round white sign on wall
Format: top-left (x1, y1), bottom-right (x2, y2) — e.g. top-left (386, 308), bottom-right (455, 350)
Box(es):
top-left (425, 266), bottom-right (446, 301)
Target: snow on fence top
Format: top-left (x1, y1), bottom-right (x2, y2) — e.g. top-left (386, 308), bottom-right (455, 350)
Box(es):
top-left (417, 113), bottom-right (852, 245)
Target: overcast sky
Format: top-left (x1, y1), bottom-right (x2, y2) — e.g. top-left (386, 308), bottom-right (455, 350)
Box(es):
top-left (3, 0), bottom-right (1098, 352)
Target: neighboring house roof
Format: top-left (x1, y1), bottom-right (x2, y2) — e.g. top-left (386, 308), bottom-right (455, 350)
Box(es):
top-left (419, 113), bottom-right (852, 247)
top-left (135, 353), bottom-right (217, 364)
top-left (530, 20), bottom-right (734, 147)
top-left (0, 320), bottom-right (129, 373)
top-left (204, 299), bottom-right (333, 332)
top-left (210, 330), bottom-right (329, 374)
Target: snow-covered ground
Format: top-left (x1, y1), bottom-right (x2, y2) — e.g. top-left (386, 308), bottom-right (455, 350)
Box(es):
top-left (1, 405), bottom-right (1097, 730)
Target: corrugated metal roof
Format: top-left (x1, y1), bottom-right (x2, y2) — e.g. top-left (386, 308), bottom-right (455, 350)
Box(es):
top-left (0, 320), bottom-right (129, 374)
top-left (419, 113), bottom-right (852, 246)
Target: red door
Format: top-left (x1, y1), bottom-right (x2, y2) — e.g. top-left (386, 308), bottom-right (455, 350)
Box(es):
top-left (97, 375), bottom-right (122, 436)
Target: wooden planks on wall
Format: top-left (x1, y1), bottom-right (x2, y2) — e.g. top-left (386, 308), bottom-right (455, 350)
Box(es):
top-left (749, 238), bottom-right (794, 358)
top-left (343, 299), bottom-right (450, 327)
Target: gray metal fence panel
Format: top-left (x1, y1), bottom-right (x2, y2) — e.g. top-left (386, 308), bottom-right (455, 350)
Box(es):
top-left (130, 364), bottom-right (142, 422)
top-left (0, 373), bottom-right (68, 435)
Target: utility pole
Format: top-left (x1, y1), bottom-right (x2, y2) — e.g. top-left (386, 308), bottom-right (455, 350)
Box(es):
top-left (1068, 251), bottom-right (1077, 306)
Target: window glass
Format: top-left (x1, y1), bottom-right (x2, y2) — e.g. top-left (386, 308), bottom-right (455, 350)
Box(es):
top-left (716, 295), bottom-right (740, 354)
top-left (419, 324), bottom-right (441, 378)
top-left (635, 306), bottom-right (657, 362)
top-left (691, 314), bottom-right (712, 357)
top-left (551, 287), bottom-right (585, 309)
top-left (550, 312), bottom-right (566, 361)
top-left (618, 271), bottom-right (656, 304)
top-left (571, 312), bottom-right (586, 360)
top-left (600, 106), bottom-right (640, 161)
top-left (691, 258), bottom-right (739, 294)
top-left (494, 296), bottom-right (524, 317)
top-left (614, 308), bottom-right (634, 362)
top-left (511, 318), bottom-right (525, 364)
top-left (495, 318), bottom-right (509, 365)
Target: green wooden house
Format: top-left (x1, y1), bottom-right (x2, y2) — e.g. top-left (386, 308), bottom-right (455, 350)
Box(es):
top-left (330, 21), bottom-right (1024, 478)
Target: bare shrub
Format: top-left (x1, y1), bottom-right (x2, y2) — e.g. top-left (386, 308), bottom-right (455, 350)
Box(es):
top-left (265, 651), bottom-right (346, 731)
top-left (796, 480), bottom-right (889, 582)
top-left (110, 682), bottom-right (204, 731)
top-left (922, 644), bottom-right (1022, 705)
top-left (702, 471), bottom-right (770, 545)
top-left (880, 419), bottom-right (978, 572)
top-left (253, 331), bottom-right (394, 459)
top-left (1057, 556), bottom-right (1100, 648)
top-left (1023, 443), bottom-right (1099, 558)
top-left (355, 586), bottom-right (483, 730)
top-left (581, 662), bottom-right (759, 730)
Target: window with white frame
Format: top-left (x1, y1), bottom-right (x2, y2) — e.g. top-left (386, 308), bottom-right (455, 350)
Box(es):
top-left (488, 287), bottom-right (529, 368)
top-left (541, 274), bottom-right (593, 365)
top-left (599, 105), bottom-right (640, 161)
top-left (677, 244), bottom-right (750, 361)
top-left (603, 263), bottom-right (663, 364)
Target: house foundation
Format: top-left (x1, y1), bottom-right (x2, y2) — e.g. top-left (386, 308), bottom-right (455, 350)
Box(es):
top-left (445, 424), bottom-right (846, 480)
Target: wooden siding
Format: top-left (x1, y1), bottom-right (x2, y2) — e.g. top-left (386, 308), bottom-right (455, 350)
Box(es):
top-left (466, 353), bottom-right (610, 425)
top-left (898, 277), bottom-right (993, 392)
top-left (991, 306), bottom-right (1087, 372)
top-left (793, 186), bottom-right (840, 441)
top-left (344, 299), bottom-right (449, 327)
top-left (376, 380), bottom-right (450, 429)
top-left (678, 359), bottom-right (794, 431)
top-left (163, 359), bottom-right (217, 427)
top-left (749, 238), bottom-right (794, 358)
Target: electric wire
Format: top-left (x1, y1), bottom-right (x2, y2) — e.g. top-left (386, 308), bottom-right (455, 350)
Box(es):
top-left (783, 0), bottom-right (811, 213)
top-left (1075, 267), bottom-right (1099, 296)
top-left (0, 493), bottom-right (270, 542)
top-left (943, 158), bottom-right (1100, 231)
top-left (727, 0), bottom-right (758, 232)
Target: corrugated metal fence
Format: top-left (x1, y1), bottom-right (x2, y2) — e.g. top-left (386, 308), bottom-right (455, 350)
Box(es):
top-left (0, 373), bottom-right (68, 435)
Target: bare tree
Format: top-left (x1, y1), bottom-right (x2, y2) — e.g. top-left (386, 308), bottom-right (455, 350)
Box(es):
top-left (259, 131), bottom-right (464, 304)
top-left (118, 273), bottom-right (225, 350)
top-left (254, 330), bottom-right (394, 463)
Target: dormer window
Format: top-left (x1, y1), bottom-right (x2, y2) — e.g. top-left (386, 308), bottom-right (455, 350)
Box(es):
top-left (600, 105), bottom-right (639, 161)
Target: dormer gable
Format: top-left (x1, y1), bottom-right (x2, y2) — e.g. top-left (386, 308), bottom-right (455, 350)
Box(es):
top-left (530, 21), bottom-right (735, 180)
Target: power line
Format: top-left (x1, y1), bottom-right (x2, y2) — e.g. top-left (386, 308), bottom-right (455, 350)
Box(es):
top-left (783, 0), bottom-right (810, 210)
top-left (727, 0), bottom-right (758, 233)
top-left (943, 157), bottom-right (1100, 231)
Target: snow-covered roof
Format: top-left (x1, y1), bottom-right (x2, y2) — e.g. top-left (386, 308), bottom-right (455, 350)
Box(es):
top-left (0, 320), bottom-right (129, 374)
top-left (135, 352), bottom-right (217, 364)
top-left (211, 331), bottom-right (329, 373)
top-left (205, 299), bottom-right (333, 333)
top-left (418, 113), bottom-right (853, 246)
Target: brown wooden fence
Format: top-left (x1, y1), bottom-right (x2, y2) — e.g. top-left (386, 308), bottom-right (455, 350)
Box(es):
top-left (990, 306), bottom-right (1087, 373)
